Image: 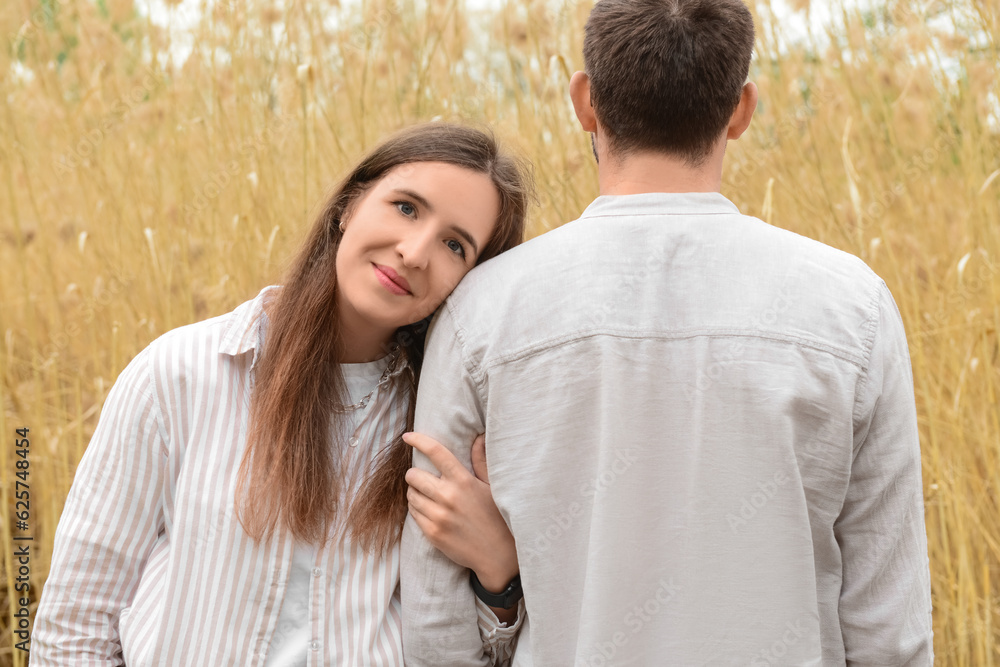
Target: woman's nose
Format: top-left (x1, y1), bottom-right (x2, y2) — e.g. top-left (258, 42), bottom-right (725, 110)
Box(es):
top-left (396, 227), bottom-right (435, 269)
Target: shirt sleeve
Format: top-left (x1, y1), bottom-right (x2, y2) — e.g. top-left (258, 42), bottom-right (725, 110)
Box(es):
top-left (31, 345), bottom-right (168, 666)
top-left (834, 281), bottom-right (934, 665)
top-left (400, 302), bottom-right (496, 667)
top-left (476, 598), bottom-right (526, 667)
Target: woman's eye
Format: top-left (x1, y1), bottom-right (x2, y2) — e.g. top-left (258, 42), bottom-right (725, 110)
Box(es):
top-left (395, 201), bottom-right (416, 217)
top-left (447, 239), bottom-right (467, 258)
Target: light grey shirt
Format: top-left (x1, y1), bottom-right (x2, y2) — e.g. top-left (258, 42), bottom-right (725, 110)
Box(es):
top-left (400, 192), bottom-right (933, 666)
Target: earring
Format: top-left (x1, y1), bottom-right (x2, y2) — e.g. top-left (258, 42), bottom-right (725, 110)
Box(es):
top-left (339, 221), bottom-right (346, 233)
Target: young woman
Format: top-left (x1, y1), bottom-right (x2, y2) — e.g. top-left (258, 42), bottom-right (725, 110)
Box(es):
top-left (31, 123), bottom-right (529, 666)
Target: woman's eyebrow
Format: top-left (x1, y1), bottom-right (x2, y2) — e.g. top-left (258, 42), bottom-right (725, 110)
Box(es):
top-left (391, 188), bottom-right (480, 257)
top-left (392, 188), bottom-right (434, 213)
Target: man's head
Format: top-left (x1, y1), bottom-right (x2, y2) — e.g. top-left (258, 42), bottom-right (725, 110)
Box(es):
top-left (574, 0), bottom-right (756, 166)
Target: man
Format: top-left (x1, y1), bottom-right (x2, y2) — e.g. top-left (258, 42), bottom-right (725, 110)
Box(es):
top-left (401, 0), bottom-right (934, 664)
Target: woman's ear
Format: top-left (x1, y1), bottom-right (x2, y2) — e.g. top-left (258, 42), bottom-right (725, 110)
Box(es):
top-left (339, 182), bottom-right (375, 230)
top-left (340, 196), bottom-right (360, 229)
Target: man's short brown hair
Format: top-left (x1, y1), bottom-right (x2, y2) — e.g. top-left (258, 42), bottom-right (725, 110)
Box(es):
top-left (583, 0), bottom-right (755, 164)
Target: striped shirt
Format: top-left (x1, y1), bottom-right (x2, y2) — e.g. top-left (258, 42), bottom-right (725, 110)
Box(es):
top-left (31, 286), bottom-right (519, 666)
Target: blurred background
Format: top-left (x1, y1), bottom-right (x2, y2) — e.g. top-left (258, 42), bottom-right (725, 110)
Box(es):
top-left (1, 0), bottom-right (998, 664)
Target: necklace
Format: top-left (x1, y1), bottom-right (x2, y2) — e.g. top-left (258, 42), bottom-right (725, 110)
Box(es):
top-left (333, 344), bottom-right (409, 413)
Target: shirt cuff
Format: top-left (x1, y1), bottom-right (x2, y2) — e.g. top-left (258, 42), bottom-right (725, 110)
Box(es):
top-left (476, 596), bottom-right (526, 665)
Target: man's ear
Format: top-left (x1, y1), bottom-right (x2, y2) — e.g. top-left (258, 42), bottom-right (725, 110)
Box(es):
top-left (726, 82), bottom-right (758, 140)
top-left (569, 71), bottom-right (598, 133)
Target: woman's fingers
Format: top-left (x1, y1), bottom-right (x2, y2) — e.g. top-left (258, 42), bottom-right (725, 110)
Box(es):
top-left (404, 467), bottom-right (444, 501)
top-left (407, 488), bottom-right (454, 548)
top-left (402, 431), bottom-right (466, 478)
top-left (406, 485), bottom-right (433, 517)
top-left (403, 430), bottom-right (513, 574)
top-left (470, 433), bottom-right (489, 484)
top-left (406, 501), bottom-right (438, 542)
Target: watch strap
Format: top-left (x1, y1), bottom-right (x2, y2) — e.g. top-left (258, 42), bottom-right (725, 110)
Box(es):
top-left (470, 570), bottom-right (523, 610)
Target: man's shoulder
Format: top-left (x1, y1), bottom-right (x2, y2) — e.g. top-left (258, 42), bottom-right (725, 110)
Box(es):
top-left (749, 216), bottom-right (882, 285)
top-left (454, 206), bottom-right (882, 298)
top-left (441, 202), bottom-right (888, 360)
top-left (450, 219), bottom-right (583, 297)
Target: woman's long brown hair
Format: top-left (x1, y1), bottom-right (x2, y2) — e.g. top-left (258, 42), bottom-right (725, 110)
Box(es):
top-left (235, 123), bottom-right (532, 553)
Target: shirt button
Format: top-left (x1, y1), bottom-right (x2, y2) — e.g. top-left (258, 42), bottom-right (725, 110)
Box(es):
top-left (312, 567), bottom-right (322, 577)
top-left (309, 640), bottom-right (321, 651)
top-left (349, 436), bottom-right (359, 447)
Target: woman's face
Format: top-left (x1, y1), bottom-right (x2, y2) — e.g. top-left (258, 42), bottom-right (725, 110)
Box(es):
top-left (335, 161), bottom-right (501, 350)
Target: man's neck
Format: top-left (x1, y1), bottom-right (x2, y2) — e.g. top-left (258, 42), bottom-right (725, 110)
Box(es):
top-left (596, 147), bottom-right (725, 196)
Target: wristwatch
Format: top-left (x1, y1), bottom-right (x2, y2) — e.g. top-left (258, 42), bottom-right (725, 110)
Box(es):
top-left (470, 571), bottom-right (523, 609)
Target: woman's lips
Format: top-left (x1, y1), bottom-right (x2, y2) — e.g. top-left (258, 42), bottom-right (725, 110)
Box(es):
top-left (373, 264), bottom-right (412, 295)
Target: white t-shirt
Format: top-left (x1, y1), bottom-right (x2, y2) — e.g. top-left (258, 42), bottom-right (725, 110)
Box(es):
top-left (265, 354), bottom-right (393, 667)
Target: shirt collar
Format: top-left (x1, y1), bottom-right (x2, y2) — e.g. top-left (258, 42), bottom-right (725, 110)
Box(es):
top-left (219, 285), bottom-right (281, 367)
top-left (218, 285), bottom-right (413, 397)
top-left (578, 191), bottom-right (740, 220)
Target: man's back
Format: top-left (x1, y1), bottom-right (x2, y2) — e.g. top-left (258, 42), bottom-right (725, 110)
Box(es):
top-left (421, 192), bottom-right (932, 665)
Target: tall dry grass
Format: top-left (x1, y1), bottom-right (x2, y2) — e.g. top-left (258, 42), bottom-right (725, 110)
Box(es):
top-left (0, 0), bottom-right (997, 664)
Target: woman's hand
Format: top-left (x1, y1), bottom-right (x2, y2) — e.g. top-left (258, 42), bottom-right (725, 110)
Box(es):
top-left (403, 431), bottom-right (519, 593)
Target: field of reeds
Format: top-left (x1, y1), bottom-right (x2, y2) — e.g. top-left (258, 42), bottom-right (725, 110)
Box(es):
top-left (0, 0), bottom-right (998, 664)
